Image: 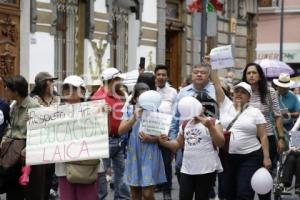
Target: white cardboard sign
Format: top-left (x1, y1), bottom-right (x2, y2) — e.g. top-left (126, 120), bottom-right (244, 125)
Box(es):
top-left (139, 111), bottom-right (172, 136)
top-left (26, 100), bottom-right (109, 165)
top-left (210, 45), bottom-right (235, 69)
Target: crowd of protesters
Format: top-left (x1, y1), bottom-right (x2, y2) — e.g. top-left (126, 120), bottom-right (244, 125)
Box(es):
top-left (0, 57), bottom-right (300, 200)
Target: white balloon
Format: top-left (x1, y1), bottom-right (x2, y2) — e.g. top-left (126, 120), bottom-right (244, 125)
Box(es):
top-left (138, 90), bottom-right (162, 111)
top-left (178, 96), bottom-right (202, 120)
top-left (251, 167), bottom-right (273, 195)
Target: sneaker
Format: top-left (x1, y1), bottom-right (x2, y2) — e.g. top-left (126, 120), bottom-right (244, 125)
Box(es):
top-left (49, 189), bottom-right (58, 200)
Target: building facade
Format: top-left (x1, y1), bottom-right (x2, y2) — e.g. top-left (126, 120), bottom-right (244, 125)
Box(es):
top-left (257, 0), bottom-right (300, 75)
top-left (0, 0), bottom-right (258, 96)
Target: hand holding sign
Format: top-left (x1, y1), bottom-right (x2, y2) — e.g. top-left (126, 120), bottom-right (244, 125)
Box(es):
top-left (139, 111), bottom-right (172, 136)
top-left (210, 45), bottom-right (234, 69)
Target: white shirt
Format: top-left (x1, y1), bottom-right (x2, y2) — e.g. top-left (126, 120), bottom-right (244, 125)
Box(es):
top-left (157, 85), bottom-right (177, 115)
top-left (220, 97), bottom-right (266, 154)
top-left (180, 120), bottom-right (223, 175)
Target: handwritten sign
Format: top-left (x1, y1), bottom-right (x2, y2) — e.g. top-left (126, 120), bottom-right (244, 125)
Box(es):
top-left (26, 100), bottom-right (109, 165)
top-left (291, 131), bottom-right (300, 148)
top-left (139, 111), bottom-right (172, 136)
top-left (210, 45), bottom-right (234, 69)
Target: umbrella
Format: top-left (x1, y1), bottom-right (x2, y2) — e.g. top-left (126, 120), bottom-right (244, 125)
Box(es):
top-left (254, 59), bottom-right (294, 78)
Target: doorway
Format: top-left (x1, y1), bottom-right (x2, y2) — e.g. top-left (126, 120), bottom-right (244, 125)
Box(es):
top-left (165, 30), bottom-right (181, 89)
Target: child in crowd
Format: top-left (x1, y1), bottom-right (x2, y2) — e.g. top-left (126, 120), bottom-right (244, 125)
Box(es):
top-left (118, 83), bottom-right (166, 200)
top-left (55, 75), bottom-right (99, 200)
top-left (159, 96), bottom-right (224, 200)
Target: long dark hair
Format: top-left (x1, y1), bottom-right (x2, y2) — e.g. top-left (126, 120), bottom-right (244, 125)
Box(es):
top-left (30, 80), bottom-right (48, 97)
top-left (129, 83), bottom-right (149, 105)
top-left (4, 75), bottom-right (28, 98)
top-left (137, 72), bottom-right (156, 90)
top-left (242, 63), bottom-right (267, 104)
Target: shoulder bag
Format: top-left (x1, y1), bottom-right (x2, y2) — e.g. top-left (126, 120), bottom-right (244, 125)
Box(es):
top-left (0, 138), bottom-right (25, 173)
top-left (65, 159), bottom-right (100, 184)
top-left (223, 107), bottom-right (247, 153)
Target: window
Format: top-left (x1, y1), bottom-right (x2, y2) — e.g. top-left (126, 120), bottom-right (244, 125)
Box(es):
top-left (166, 1), bottom-right (180, 20)
top-left (259, 0), bottom-right (279, 7)
top-left (0, 0), bottom-right (17, 5)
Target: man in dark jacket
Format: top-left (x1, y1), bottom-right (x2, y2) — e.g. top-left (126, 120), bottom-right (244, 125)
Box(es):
top-left (0, 98), bottom-right (10, 141)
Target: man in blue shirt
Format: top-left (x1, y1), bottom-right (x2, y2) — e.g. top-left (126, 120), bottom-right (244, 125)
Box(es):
top-left (169, 63), bottom-right (216, 183)
top-left (273, 73), bottom-right (300, 132)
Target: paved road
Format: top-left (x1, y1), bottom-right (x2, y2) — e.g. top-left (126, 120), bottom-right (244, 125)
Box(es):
top-left (1, 172), bottom-right (300, 200)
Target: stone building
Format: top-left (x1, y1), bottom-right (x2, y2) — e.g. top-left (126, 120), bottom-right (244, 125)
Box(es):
top-left (257, 0), bottom-right (300, 75)
top-left (0, 0), bottom-right (258, 96)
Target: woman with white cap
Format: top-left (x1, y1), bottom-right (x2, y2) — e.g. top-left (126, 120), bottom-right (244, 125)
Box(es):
top-left (158, 96), bottom-right (224, 200)
top-left (211, 69), bottom-right (271, 200)
top-left (55, 75), bottom-right (100, 200)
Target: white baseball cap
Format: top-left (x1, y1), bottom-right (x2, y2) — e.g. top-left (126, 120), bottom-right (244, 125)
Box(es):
top-left (101, 68), bottom-right (125, 81)
top-left (233, 82), bottom-right (252, 96)
top-left (63, 75), bottom-right (86, 88)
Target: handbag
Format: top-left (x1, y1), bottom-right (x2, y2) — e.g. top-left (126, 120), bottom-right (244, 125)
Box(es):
top-left (65, 159), bottom-right (100, 184)
top-left (223, 107), bottom-right (247, 153)
top-left (0, 138), bottom-right (25, 171)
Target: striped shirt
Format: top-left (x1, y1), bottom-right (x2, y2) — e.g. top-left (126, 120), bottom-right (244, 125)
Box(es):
top-left (249, 87), bottom-right (281, 136)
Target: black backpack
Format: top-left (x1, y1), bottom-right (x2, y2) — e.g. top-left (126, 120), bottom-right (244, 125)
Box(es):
top-left (195, 92), bottom-right (219, 118)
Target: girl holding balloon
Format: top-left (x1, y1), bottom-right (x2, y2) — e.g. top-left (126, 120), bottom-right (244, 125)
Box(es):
top-left (118, 83), bottom-right (166, 200)
top-left (211, 69), bottom-right (272, 199)
top-left (159, 96), bottom-right (224, 200)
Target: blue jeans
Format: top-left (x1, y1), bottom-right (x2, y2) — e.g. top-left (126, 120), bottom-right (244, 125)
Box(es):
top-left (160, 146), bottom-right (173, 193)
top-left (98, 171), bottom-right (108, 200)
top-left (105, 137), bottom-right (130, 200)
top-left (224, 149), bottom-right (263, 200)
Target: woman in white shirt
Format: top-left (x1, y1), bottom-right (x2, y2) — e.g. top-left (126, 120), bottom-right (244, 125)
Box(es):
top-left (211, 70), bottom-right (272, 200)
top-left (159, 96), bottom-right (224, 200)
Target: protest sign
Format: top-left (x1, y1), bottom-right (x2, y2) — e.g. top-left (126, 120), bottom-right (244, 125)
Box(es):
top-left (210, 45), bottom-right (234, 69)
top-left (26, 100), bottom-right (109, 165)
top-left (291, 131), bottom-right (300, 148)
top-left (139, 111), bottom-right (172, 136)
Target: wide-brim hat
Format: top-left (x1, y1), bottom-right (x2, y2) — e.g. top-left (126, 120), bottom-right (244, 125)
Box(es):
top-left (273, 73), bottom-right (294, 88)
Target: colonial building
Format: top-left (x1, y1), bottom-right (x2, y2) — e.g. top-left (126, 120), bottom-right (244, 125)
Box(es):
top-left (0, 0), bottom-right (258, 96)
top-left (257, 0), bottom-right (300, 75)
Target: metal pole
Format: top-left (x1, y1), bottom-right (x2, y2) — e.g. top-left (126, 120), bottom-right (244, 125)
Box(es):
top-left (279, 0), bottom-right (284, 61)
top-left (200, 0), bottom-right (207, 62)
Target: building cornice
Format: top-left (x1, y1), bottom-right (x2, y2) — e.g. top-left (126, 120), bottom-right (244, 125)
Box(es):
top-left (259, 7), bottom-right (300, 14)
